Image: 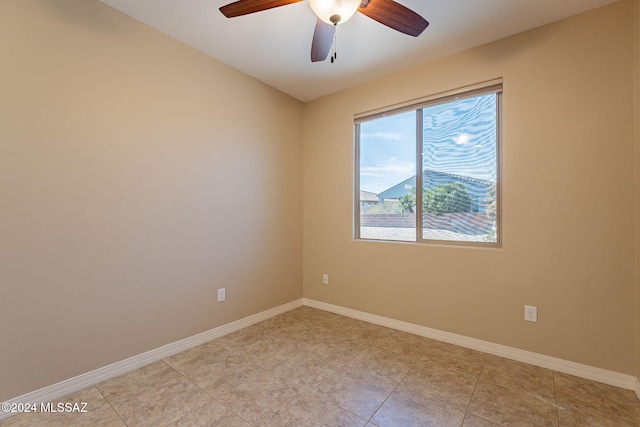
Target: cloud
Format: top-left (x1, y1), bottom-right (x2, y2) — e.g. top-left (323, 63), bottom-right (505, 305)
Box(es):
top-left (453, 133), bottom-right (471, 145)
top-left (360, 132), bottom-right (402, 141)
top-left (361, 161), bottom-right (415, 178)
top-left (360, 158), bottom-right (416, 193)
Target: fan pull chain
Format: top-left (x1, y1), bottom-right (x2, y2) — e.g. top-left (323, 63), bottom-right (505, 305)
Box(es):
top-left (331, 27), bottom-right (337, 63)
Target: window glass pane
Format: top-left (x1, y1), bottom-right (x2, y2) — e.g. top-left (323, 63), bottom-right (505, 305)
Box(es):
top-left (359, 110), bottom-right (416, 241)
top-left (421, 94), bottom-right (498, 243)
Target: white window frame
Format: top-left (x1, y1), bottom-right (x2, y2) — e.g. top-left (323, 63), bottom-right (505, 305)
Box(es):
top-left (354, 79), bottom-right (503, 247)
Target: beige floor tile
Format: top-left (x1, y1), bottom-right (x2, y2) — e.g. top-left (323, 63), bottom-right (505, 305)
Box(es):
top-left (48, 386), bottom-right (125, 426)
top-left (96, 361), bottom-right (184, 403)
top-left (1, 409), bottom-right (125, 427)
top-left (305, 308), bottom-right (355, 326)
top-left (299, 333), bottom-right (368, 366)
top-left (373, 329), bottom-right (433, 359)
top-left (163, 341), bottom-right (234, 377)
top-left (107, 376), bottom-right (213, 426)
top-left (271, 349), bottom-right (338, 390)
top-left (206, 413), bottom-right (255, 427)
top-left (167, 399), bottom-right (236, 426)
top-left (462, 414), bottom-right (503, 426)
top-left (468, 380), bottom-right (558, 426)
top-left (1, 387), bottom-right (125, 427)
top-left (419, 341), bottom-right (487, 378)
top-left (236, 335), bottom-right (303, 371)
top-left (267, 394), bottom-right (367, 427)
top-left (292, 325), bottom-right (338, 343)
top-left (324, 313), bottom-right (366, 331)
top-left (554, 372), bottom-right (640, 426)
top-left (185, 354), bottom-right (264, 393)
top-left (346, 345), bottom-right (419, 382)
top-left (7, 308), bottom-right (640, 427)
top-left (313, 370), bottom-right (397, 419)
top-left (479, 355), bottom-right (555, 400)
top-left (371, 388), bottom-right (466, 427)
top-left (282, 307), bottom-right (346, 331)
top-left (399, 358), bottom-right (479, 408)
top-left (557, 406), bottom-right (637, 427)
top-left (212, 368), bottom-right (307, 426)
top-left (333, 319), bottom-right (391, 344)
top-left (215, 324), bottom-right (274, 353)
top-left (252, 314), bottom-right (307, 336)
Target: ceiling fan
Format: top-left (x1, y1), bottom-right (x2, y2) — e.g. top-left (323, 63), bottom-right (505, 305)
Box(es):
top-left (219, 0), bottom-right (429, 62)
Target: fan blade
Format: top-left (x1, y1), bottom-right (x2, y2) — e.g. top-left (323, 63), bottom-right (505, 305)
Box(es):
top-left (220, 0), bottom-right (302, 18)
top-left (311, 19), bottom-right (335, 62)
top-left (358, 0), bottom-right (428, 37)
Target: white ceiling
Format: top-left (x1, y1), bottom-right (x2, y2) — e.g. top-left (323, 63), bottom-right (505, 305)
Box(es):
top-left (99, 0), bottom-right (618, 102)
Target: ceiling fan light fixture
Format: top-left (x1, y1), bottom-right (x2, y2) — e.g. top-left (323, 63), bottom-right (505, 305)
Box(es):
top-left (307, 0), bottom-right (361, 25)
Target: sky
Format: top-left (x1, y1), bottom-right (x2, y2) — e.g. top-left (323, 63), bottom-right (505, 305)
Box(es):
top-left (359, 110), bottom-right (416, 194)
top-left (359, 94), bottom-right (497, 194)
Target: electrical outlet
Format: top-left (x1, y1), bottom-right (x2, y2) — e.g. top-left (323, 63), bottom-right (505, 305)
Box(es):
top-left (218, 288), bottom-right (226, 302)
top-left (322, 274), bottom-right (329, 285)
top-left (524, 305), bottom-right (537, 323)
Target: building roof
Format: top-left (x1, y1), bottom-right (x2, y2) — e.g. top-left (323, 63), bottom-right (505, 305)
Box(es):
top-left (377, 169), bottom-right (493, 201)
top-left (360, 191), bottom-right (378, 203)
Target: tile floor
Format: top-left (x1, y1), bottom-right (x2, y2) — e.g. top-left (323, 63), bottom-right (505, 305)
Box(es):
top-left (2, 306), bottom-right (639, 426)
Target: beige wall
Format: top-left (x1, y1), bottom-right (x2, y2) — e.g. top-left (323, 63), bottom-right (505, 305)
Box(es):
top-left (304, 0), bottom-right (636, 374)
top-left (635, 0), bottom-right (640, 382)
top-left (0, 0), bottom-right (302, 401)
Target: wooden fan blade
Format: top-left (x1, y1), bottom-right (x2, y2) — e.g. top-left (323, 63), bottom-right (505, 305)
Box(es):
top-left (311, 19), bottom-right (335, 62)
top-left (358, 0), bottom-right (428, 37)
top-left (220, 0), bottom-right (302, 18)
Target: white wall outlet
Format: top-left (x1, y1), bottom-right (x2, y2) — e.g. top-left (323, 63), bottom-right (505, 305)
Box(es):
top-left (322, 274), bottom-right (329, 285)
top-left (217, 288), bottom-right (226, 302)
top-left (524, 305), bottom-right (537, 322)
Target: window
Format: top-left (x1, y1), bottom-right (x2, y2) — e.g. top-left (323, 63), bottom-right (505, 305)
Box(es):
top-left (355, 82), bottom-right (502, 246)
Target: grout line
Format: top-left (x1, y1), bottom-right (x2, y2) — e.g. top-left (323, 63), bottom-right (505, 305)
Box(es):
top-left (366, 338), bottom-right (433, 424)
top-left (460, 352), bottom-right (488, 426)
top-left (168, 358), bottom-right (260, 427)
top-left (553, 371), bottom-right (560, 427)
top-left (160, 349), bottom-right (258, 426)
top-left (365, 378), bottom-right (401, 425)
top-left (94, 385), bottom-right (129, 427)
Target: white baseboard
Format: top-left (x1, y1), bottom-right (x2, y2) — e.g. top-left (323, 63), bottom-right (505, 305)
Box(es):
top-left (0, 298), bottom-right (303, 421)
top-left (303, 298), bottom-right (638, 392)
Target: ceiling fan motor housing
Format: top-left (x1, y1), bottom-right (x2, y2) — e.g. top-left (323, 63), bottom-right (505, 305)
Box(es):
top-left (307, 0), bottom-right (361, 25)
